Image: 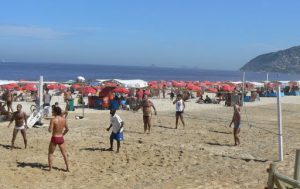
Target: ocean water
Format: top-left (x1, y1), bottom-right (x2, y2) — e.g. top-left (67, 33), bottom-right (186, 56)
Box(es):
top-left (1, 62), bottom-right (300, 82)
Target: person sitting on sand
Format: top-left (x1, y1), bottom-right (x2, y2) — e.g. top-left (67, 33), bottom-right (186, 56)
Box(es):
top-left (48, 106), bottom-right (70, 172)
top-left (106, 109), bottom-right (124, 153)
top-left (7, 104), bottom-right (28, 149)
top-left (196, 95), bottom-right (204, 104)
top-left (134, 94), bottom-right (157, 134)
top-left (173, 94), bottom-right (185, 129)
top-left (204, 95), bottom-right (212, 104)
top-left (229, 104), bottom-right (241, 146)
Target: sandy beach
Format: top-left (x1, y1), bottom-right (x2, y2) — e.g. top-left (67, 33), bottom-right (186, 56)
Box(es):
top-left (0, 95), bottom-right (299, 189)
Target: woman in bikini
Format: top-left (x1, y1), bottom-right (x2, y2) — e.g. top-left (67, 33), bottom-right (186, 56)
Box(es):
top-left (48, 106), bottom-right (70, 172)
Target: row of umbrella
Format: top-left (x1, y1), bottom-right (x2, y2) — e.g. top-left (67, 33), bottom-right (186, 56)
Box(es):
top-left (1, 83), bottom-right (38, 91)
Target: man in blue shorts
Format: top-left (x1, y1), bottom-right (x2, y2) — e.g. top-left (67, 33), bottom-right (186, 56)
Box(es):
top-left (107, 109), bottom-right (124, 153)
top-left (229, 104), bottom-right (241, 146)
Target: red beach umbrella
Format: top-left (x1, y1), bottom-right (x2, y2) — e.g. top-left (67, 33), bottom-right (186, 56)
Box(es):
top-left (22, 85), bottom-right (37, 91)
top-left (221, 85), bottom-right (234, 91)
top-left (208, 88), bottom-right (218, 93)
top-left (81, 86), bottom-right (97, 94)
top-left (47, 84), bottom-right (60, 90)
top-left (112, 87), bottom-right (129, 94)
top-left (59, 84), bottom-right (68, 90)
top-left (2, 85), bottom-right (15, 90)
top-left (71, 84), bottom-right (81, 89)
top-left (149, 84), bottom-right (159, 89)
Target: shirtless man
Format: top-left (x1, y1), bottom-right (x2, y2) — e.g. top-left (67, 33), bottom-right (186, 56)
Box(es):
top-left (135, 94), bottom-right (157, 134)
top-left (4, 90), bottom-right (14, 113)
top-left (63, 90), bottom-right (71, 118)
top-left (7, 104), bottom-right (28, 149)
top-left (229, 104), bottom-right (241, 146)
top-left (48, 106), bottom-right (69, 172)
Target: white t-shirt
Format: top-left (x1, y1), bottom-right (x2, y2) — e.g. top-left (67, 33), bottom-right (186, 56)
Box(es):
top-left (111, 114), bottom-right (123, 133)
top-left (176, 99), bottom-right (184, 112)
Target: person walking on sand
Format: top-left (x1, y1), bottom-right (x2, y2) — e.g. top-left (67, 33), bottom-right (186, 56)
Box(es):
top-left (173, 94), bottom-right (185, 129)
top-left (107, 109), bottom-right (124, 153)
top-left (135, 94), bottom-right (157, 134)
top-left (48, 106), bottom-right (69, 172)
top-left (7, 104), bottom-right (28, 149)
top-left (229, 104), bottom-right (241, 146)
top-left (3, 90), bottom-right (14, 113)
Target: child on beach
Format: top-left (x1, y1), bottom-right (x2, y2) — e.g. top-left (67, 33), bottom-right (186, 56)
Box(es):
top-left (173, 94), bottom-right (185, 129)
top-left (107, 109), bottom-right (124, 153)
top-left (229, 104), bottom-right (241, 146)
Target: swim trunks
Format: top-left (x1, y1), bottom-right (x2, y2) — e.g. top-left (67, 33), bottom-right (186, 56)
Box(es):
top-left (15, 125), bottom-right (25, 130)
top-left (51, 136), bottom-right (64, 145)
top-left (234, 123), bottom-right (241, 129)
top-left (176, 111), bottom-right (183, 116)
top-left (111, 132), bottom-right (124, 141)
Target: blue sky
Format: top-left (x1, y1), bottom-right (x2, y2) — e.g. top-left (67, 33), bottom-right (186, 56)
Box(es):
top-left (0, 0), bottom-right (300, 70)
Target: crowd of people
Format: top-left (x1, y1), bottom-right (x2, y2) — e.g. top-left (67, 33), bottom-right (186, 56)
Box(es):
top-left (0, 86), bottom-right (242, 172)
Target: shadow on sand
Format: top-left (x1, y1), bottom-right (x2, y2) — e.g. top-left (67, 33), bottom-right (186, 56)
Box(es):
top-left (125, 130), bottom-right (145, 134)
top-left (0, 144), bottom-right (21, 150)
top-left (154, 124), bottom-right (174, 130)
top-left (16, 162), bottom-right (65, 171)
top-left (206, 142), bottom-right (234, 147)
top-left (209, 130), bottom-right (232, 135)
top-left (80, 147), bottom-right (113, 152)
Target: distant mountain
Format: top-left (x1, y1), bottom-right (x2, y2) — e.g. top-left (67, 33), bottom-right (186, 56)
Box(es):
top-left (240, 46), bottom-right (300, 73)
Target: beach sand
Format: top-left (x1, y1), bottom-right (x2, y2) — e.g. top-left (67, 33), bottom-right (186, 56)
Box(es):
top-left (0, 95), bottom-right (299, 189)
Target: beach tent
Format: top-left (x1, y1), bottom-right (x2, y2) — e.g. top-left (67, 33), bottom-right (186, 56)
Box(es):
top-left (97, 79), bottom-right (148, 88)
top-left (114, 79), bottom-right (148, 88)
top-left (0, 80), bottom-right (18, 86)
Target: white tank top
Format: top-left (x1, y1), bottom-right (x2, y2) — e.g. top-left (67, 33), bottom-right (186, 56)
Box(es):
top-left (176, 99), bottom-right (184, 112)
